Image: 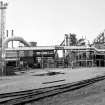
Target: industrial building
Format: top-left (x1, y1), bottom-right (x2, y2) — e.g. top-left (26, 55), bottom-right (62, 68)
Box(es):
top-left (4, 32), bottom-right (105, 72)
top-left (0, 1), bottom-right (105, 76)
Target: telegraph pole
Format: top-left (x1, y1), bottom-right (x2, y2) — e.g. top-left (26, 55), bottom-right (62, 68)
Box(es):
top-left (0, 1), bottom-right (8, 76)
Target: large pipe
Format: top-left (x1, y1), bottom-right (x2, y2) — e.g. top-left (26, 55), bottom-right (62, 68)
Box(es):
top-left (3, 36), bottom-right (31, 48)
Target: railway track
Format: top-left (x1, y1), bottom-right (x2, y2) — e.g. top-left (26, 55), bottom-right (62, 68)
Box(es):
top-left (0, 75), bottom-right (105, 105)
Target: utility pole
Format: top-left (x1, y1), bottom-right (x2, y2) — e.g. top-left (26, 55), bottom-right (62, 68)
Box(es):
top-left (0, 1), bottom-right (8, 76)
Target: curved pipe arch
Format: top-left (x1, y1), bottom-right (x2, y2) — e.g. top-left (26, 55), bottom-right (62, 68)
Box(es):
top-left (3, 36), bottom-right (31, 48)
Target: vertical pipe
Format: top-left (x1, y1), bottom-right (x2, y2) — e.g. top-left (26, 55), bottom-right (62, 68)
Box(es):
top-left (86, 50), bottom-right (87, 67)
top-left (0, 2), bottom-right (3, 76)
top-left (65, 34), bottom-right (68, 46)
top-left (69, 34), bottom-right (71, 46)
top-left (103, 30), bottom-right (105, 43)
top-left (6, 30), bottom-right (8, 37)
top-left (6, 30), bottom-right (8, 48)
top-left (11, 30), bottom-right (13, 48)
top-left (63, 49), bottom-right (65, 68)
top-left (92, 51), bottom-right (94, 67)
top-left (41, 51), bottom-right (44, 69)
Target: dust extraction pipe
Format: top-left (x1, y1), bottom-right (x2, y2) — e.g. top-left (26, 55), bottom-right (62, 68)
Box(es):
top-left (3, 36), bottom-right (31, 48)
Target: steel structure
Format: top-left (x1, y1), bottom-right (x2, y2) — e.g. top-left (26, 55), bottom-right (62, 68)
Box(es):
top-left (5, 45), bottom-right (105, 52)
top-left (0, 1), bottom-right (7, 75)
top-left (5, 45), bottom-right (105, 68)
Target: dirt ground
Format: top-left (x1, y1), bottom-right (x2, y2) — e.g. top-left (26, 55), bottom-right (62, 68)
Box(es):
top-left (1, 68), bottom-right (105, 105)
top-left (0, 67), bottom-right (104, 94)
top-left (30, 79), bottom-right (105, 105)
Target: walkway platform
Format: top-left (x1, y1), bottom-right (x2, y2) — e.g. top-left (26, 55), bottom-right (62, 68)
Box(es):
top-left (0, 67), bottom-right (105, 94)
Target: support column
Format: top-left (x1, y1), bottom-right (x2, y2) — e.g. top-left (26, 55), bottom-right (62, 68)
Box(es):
top-left (41, 51), bottom-right (44, 69)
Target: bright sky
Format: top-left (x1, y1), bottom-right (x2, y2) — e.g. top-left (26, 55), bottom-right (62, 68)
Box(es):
top-left (3, 0), bottom-right (105, 46)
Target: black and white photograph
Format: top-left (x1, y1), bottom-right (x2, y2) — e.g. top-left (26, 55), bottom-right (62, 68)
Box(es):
top-left (0, 0), bottom-right (105, 105)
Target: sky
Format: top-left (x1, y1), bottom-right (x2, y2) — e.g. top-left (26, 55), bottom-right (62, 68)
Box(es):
top-left (2, 0), bottom-right (105, 46)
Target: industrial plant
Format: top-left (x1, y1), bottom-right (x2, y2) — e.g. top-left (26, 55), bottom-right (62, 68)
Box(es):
top-left (0, 1), bottom-right (105, 76)
top-left (1, 1), bottom-right (105, 105)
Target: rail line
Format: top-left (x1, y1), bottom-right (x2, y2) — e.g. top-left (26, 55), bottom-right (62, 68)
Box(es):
top-left (0, 75), bottom-right (105, 105)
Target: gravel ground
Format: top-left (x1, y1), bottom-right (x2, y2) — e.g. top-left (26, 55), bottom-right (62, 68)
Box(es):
top-left (29, 79), bottom-right (105, 105)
